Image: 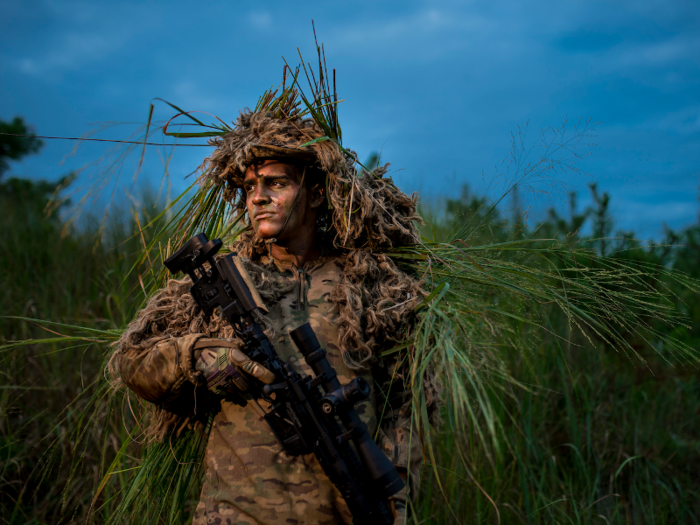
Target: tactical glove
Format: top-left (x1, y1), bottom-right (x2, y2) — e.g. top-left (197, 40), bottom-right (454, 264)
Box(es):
top-left (194, 338), bottom-right (275, 396)
top-left (119, 333), bottom-right (204, 404)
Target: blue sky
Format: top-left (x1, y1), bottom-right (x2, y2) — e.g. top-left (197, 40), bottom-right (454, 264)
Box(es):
top-left (1, 0), bottom-right (698, 237)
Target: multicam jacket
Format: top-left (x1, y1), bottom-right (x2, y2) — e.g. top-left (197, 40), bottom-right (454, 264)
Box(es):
top-left (117, 253), bottom-right (421, 525)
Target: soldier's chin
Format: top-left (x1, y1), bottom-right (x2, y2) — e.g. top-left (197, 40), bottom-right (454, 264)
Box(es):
top-left (254, 221), bottom-right (283, 240)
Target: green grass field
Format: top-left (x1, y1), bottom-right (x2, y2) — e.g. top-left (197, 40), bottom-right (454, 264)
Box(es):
top-left (1, 175), bottom-right (698, 524)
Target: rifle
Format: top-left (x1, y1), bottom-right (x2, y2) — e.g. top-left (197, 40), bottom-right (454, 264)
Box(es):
top-left (164, 233), bottom-right (404, 524)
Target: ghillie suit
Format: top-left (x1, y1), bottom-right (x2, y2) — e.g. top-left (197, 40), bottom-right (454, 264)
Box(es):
top-left (108, 66), bottom-right (437, 523)
top-left (111, 82), bottom-right (438, 430)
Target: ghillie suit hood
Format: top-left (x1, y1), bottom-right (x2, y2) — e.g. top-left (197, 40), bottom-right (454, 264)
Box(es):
top-left (203, 98), bottom-right (422, 253)
top-left (110, 71), bottom-right (440, 441)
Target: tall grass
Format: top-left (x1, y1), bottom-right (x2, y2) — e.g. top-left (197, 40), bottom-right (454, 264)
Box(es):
top-left (0, 177), bottom-right (149, 523)
top-left (411, 187), bottom-right (700, 524)
top-left (1, 173), bottom-right (698, 524)
top-left (415, 320), bottom-right (700, 523)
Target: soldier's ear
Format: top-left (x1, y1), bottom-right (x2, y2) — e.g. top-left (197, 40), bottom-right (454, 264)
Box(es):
top-left (310, 183), bottom-right (325, 209)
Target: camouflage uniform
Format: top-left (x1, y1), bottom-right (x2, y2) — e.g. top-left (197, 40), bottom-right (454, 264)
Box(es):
top-left (118, 253), bottom-right (420, 525)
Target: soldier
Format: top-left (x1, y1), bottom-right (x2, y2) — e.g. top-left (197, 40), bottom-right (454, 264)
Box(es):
top-left (111, 80), bottom-right (436, 524)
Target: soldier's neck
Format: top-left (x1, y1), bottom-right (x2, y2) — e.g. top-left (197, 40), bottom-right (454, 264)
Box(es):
top-left (269, 230), bottom-right (321, 268)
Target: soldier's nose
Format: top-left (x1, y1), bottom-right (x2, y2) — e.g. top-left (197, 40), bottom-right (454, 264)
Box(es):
top-left (252, 188), bottom-right (270, 205)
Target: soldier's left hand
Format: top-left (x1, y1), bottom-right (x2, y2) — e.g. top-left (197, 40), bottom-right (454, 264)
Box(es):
top-left (194, 338), bottom-right (275, 396)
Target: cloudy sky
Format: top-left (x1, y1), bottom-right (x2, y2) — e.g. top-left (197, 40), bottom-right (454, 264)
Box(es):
top-left (1, 0), bottom-right (698, 236)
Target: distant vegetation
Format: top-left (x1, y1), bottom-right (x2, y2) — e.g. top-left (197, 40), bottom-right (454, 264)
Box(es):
top-left (1, 121), bottom-right (698, 523)
top-left (417, 183), bottom-right (700, 524)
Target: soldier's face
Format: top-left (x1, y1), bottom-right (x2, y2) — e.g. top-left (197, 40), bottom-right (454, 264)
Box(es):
top-left (243, 160), bottom-right (323, 242)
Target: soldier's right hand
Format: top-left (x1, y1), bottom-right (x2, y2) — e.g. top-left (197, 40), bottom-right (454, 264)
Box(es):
top-left (194, 338), bottom-right (275, 396)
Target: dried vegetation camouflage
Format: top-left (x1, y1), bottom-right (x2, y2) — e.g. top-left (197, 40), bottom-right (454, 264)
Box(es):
top-left (110, 100), bottom-right (441, 441)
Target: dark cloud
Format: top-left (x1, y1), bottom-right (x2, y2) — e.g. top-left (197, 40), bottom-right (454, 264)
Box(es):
top-left (0, 0), bottom-right (698, 237)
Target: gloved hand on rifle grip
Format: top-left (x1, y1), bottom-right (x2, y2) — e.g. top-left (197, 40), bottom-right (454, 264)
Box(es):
top-left (194, 338), bottom-right (275, 396)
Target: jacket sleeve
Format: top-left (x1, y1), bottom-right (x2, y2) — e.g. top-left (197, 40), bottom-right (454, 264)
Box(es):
top-left (374, 396), bottom-right (422, 524)
top-left (117, 333), bottom-right (205, 405)
top-left (377, 399), bottom-right (423, 491)
top-left (372, 352), bottom-right (425, 523)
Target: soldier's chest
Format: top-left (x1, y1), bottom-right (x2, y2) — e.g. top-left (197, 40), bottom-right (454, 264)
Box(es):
top-left (265, 258), bottom-right (349, 379)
